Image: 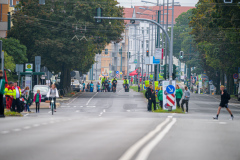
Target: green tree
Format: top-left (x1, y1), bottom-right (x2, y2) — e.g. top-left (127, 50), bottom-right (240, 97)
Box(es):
top-left (0, 38), bottom-right (27, 64)
top-left (4, 52), bottom-right (16, 81)
top-left (8, 0), bottom-right (125, 89)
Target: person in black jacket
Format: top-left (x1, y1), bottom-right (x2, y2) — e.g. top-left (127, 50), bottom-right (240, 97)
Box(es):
top-left (145, 85), bottom-right (156, 112)
top-left (213, 85), bottom-right (234, 120)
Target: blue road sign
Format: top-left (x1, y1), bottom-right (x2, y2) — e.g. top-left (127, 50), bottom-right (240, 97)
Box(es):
top-left (233, 73), bottom-right (238, 79)
top-left (116, 71), bottom-right (119, 74)
top-left (166, 85), bottom-right (175, 94)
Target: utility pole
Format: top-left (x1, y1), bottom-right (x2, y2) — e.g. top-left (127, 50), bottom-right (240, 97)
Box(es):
top-left (169, 0), bottom-right (175, 81)
top-left (127, 36), bottom-right (130, 80)
top-left (138, 36), bottom-right (140, 85)
top-left (95, 55), bottom-right (98, 80)
top-left (120, 46), bottom-right (122, 79)
top-left (142, 55), bottom-right (144, 90)
top-left (165, 0), bottom-right (169, 71)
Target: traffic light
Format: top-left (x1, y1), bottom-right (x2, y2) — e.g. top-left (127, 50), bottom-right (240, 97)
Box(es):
top-left (119, 48), bottom-right (122, 55)
top-left (105, 49), bottom-right (108, 55)
top-left (172, 64), bottom-right (176, 80)
top-left (128, 52), bottom-right (131, 58)
top-left (179, 51), bottom-right (184, 59)
top-left (146, 50), bottom-right (149, 57)
top-left (224, 0), bottom-right (232, 3)
top-left (96, 8), bottom-right (102, 23)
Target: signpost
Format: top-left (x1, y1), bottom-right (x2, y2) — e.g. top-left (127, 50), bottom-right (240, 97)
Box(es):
top-left (233, 73), bottom-right (238, 79)
top-left (162, 80), bottom-right (176, 111)
top-left (16, 64), bottom-right (24, 86)
top-left (25, 63), bottom-right (33, 72)
top-left (155, 48), bottom-right (164, 60)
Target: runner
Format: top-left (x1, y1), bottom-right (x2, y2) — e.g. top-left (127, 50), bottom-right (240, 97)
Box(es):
top-left (112, 77), bottom-right (118, 92)
top-left (213, 85), bottom-right (234, 120)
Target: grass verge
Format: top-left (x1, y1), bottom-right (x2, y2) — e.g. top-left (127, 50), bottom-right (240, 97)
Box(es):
top-left (4, 109), bottom-right (23, 117)
top-left (153, 107), bottom-right (184, 113)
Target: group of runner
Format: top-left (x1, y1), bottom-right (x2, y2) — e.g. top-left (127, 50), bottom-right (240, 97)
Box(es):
top-left (101, 77), bottom-right (118, 92)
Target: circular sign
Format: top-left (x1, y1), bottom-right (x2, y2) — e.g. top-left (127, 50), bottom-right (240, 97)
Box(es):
top-left (70, 71), bottom-right (76, 77)
top-left (116, 71), bottom-right (119, 74)
top-left (166, 85), bottom-right (175, 94)
top-left (27, 64), bottom-right (31, 69)
top-left (233, 73), bottom-right (238, 79)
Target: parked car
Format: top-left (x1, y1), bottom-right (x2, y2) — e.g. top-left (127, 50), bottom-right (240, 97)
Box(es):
top-left (33, 85), bottom-right (50, 102)
top-left (71, 79), bottom-right (81, 92)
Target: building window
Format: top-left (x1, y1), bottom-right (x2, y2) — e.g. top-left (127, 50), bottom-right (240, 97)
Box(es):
top-left (10, 0), bottom-right (13, 7)
top-left (142, 27), bottom-right (144, 34)
top-left (141, 41), bottom-right (143, 49)
top-left (146, 40), bottom-right (149, 49)
top-left (16, 1), bottom-right (19, 4)
top-left (147, 27), bottom-right (149, 34)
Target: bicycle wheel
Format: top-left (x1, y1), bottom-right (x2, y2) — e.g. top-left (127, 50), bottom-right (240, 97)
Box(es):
top-left (51, 103), bottom-right (54, 115)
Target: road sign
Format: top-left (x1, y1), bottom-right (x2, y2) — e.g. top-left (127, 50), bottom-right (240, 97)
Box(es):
top-left (116, 71), bottom-right (119, 74)
top-left (162, 81), bottom-right (176, 110)
top-left (155, 48), bottom-right (164, 60)
top-left (134, 59), bottom-right (137, 64)
top-left (166, 85), bottom-right (175, 94)
top-left (16, 64), bottom-right (24, 73)
top-left (116, 74), bottom-right (119, 77)
top-left (233, 73), bottom-right (238, 79)
top-left (167, 94), bottom-right (175, 107)
top-left (25, 63), bottom-right (33, 72)
top-left (120, 72), bottom-right (122, 75)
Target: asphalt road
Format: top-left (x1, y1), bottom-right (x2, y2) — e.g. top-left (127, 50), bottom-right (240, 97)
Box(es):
top-left (0, 80), bottom-right (240, 160)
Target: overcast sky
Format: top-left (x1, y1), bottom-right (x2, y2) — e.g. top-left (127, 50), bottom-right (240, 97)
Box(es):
top-left (117, 0), bottom-right (199, 8)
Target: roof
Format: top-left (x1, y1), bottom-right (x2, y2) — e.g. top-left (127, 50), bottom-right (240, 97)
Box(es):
top-left (123, 5), bottom-right (195, 25)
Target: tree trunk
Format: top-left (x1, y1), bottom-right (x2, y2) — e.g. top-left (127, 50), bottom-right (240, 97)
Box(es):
top-left (216, 71), bottom-right (220, 95)
top-left (60, 64), bottom-right (71, 92)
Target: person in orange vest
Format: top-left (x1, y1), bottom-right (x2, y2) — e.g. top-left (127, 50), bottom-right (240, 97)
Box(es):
top-left (4, 82), bottom-right (14, 111)
top-left (12, 82), bottom-right (22, 113)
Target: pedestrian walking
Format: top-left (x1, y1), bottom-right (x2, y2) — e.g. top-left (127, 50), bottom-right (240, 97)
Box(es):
top-left (82, 81), bottom-right (85, 92)
top-left (21, 86), bottom-right (29, 97)
top-left (47, 84), bottom-right (59, 112)
top-left (86, 83), bottom-right (90, 92)
top-left (213, 85), bottom-right (233, 120)
top-left (33, 90), bottom-right (41, 113)
top-left (90, 81), bottom-right (94, 92)
top-left (24, 91), bottom-right (31, 112)
top-left (145, 85), bottom-right (156, 111)
top-left (181, 86), bottom-right (190, 113)
top-left (4, 82), bottom-right (14, 111)
top-left (175, 84), bottom-right (183, 108)
top-left (0, 70), bottom-right (6, 117)
top-left (157, 86), bottom-right (163, 109)
top-left (12, 82), bottom-right (22, 113)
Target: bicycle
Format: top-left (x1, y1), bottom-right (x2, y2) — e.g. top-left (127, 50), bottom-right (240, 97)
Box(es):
top-left (50, 98), bottom-right (55, 115)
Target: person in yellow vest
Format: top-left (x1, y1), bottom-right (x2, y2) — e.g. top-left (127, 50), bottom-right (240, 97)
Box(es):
top-left (5, 82), bottom-right (14, 111)
top-left (12, 82), bottom-right (22, 113)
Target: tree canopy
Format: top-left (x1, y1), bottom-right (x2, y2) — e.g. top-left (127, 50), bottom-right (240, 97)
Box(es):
top-left (8, 0), bottom-right (125, 89)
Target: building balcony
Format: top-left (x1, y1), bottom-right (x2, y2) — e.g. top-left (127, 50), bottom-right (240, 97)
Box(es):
top-left (0, 0), bottom-right (8, 4)
top-left (0, 22), bottom-right (8, 31)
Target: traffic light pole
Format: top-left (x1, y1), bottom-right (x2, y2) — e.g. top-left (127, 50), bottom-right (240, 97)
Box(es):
top-left (94, 16), bottom-right (173, 84)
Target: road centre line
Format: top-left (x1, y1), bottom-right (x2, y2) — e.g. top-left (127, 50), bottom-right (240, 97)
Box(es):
top-left (136, 118), bottom-right (177, 160)
top-left (119, 118), bottom-right (171, 160)
top-left (86, 92), bottom-right (98, 105)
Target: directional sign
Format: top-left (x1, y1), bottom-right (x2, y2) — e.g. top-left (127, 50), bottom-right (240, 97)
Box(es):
top-left (166, 85), bottom-right (175, 94)
top-left (134, 59), bottom-right (137, 64)
top-left (116, 71), bottom-right (119, 74)
top-left (233, 73), bottom-right (238, 79)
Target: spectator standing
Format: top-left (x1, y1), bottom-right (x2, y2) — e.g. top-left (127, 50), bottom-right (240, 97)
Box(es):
top-left (157, 86), bottom-right (163, 109)
top-left (12, 82), bottom-right (22, 113)
top-left (181, 86), bottom-right (190, 113)
top-left (47, 84), bottom-right (59, 112)
top-left (24, 91), bottom-right (31, 112)
top-left (175, 84), bottom-right (183, 108)
top-left (97, 82), bottom-right (101, 92)
top-left (86, 83), bottom-right (90, 92)
top-left (0, 70), bottom-right (5, 117)
top-left (4, 82), bottom-right (14, 111)
top-left (33, 90), bottom-right (41, 113)
top-left (145, 85), bottom-right (156, 111)
top-left (21, 86), bottom-right (29, 97)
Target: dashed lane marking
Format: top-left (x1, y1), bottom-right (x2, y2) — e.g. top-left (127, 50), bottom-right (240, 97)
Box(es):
top-left (24, 113), bottom-right (29, 117)
top-left (87, 106), bottom-right (96, 108)
top-left (33, 124), bottom-right (40, 127)
top-left (75, 110), bottom-right (80, 113)
top-left (23, 126), bottom-right (31, 129)
top-left (12, 128), bottom-right (21, 132)
top-left (1, 131), bottom-right (10, 134)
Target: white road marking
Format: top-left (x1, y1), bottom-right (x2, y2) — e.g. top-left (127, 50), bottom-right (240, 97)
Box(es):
top-left (119, 118), bottom-right (171, 160)
top-left (76, 110), bottom-right (80, 113)
top-left (23, 126), bottom-right (31, 129)
top-left (219, 122), bottom-right (227, 124)
top-left (13, 128), bottom-right (21, 132)
top-left (126, 110), bottom-right (131, 112)
top-left (33, 124), bottom-right (40, 127)
top-left (24, 113), bottom-right (29, 117)
top-left (87, 106), bottom-right (96, 108)
top-left (80, 106), bottom-right (83, 108)
top-left (1, 131), bottom-right (10, 134)
top-left (86, 92), bottom-right (98, 105)
top-left (74, 106), bottom-right (76, 108)
top-left (48, 111), bottom-right (51, 114)
top-left (136, 118), bottom-right (177, 160)
top-left (61, 106), bottom-right (66, 108)
top-left (50, 121), bottom-right (55, 124)
top-left (67, 95), bottom-right (79, 105)
top-left (41, 123), bottom-right (47, 125)
top-left (103, 109), bottom-right (106, 112)
top-left (168, 116), bottom-right (173, 118)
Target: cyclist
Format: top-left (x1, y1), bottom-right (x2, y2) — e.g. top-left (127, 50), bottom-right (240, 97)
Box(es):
top-left (101, 76), bottom-right (106, 87)
top-left (123, 78), bottom-right (129, 91)
top-left (112, 77), bottom-right (118, 92)
top-left (104, 77), bottom-right (109, 92)
top-left (46, 84), bottom-right (59, 112)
